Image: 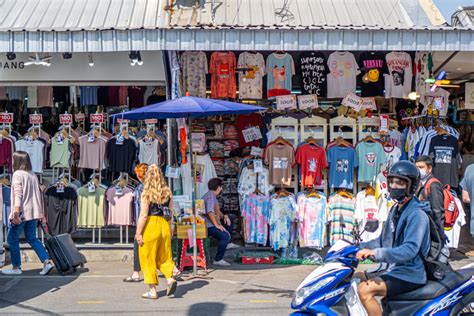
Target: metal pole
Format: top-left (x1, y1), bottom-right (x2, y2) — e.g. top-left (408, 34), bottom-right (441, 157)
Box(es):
top-left (188, 117), bottom-right (198, 276)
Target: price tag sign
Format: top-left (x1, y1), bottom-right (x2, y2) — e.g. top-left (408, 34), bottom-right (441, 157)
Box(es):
top-left (360, 97), bottom-right (377, 111)
top-left (115, 186), bottom-right (124, 196)
top-left (88, 182), bottom-right (96, 193)
top-left (90, 113), bottom-right (104, 124)
top-left (191, 133), bottom-right (206, 153)
top-left (298, 94), bottom-right (319, 110)
top-left (29, 114), bottom-right (43, 124)
top-left (250, 146), bottom-right (263, 157)
top-left (145, 119), bottom-right (158, 124)
top-left (342, 93), bottom-right (362, 111)
top-left (56, 134), bottom-right (64, 145)
top-left (242, 126), bottom-right (262, 143)
top-left (59, 114), bottom-right (73, 125)
top-left (276, 95), bottom-right (297, 110)
top-left (87, 135), bottom-right (95, 143)
top-left (379, 114), bottom-right (389, 134)
top-left (165, 166), bottom-right (181, 179)
top-left (0, 113), bottom-right (14, 123)
top-left (56, 183), bottom-right (65, 193)
top-left (254, 160), bottom-right (263, 173)
top-left (75, 113), bottom-right (85, 122)
top-left (117, 118), bottom-right (129, 124)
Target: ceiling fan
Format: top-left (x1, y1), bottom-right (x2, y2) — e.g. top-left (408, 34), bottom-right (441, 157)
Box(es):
top-left (24, 53), bottom-right (52, 66)
top-left (425, 70), bottom-right (460, 91)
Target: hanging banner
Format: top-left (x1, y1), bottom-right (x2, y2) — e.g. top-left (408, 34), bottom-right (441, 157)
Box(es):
top-left (276, 94), bottom-right (297, 110)
top-left (465, 82), bottom-right (474, 110)
top-left (341, 93), bottom-right (362, 111)
top-left (59, 114), bottom-right (73, 125)
top-left (379, 114), bottom-right (389, 134)
top-left (90, 113), bottom-right (104, 124)
top-left (75, 113), bottom-right (85, 122)
top-left (360, 97), bottom-right (377, 111)
top-left (29, 113), bottom-right (43, 124)
top-left (298, 94), bottom-right (319, 110)
top-left (0, 113), bottom-right (14, 123)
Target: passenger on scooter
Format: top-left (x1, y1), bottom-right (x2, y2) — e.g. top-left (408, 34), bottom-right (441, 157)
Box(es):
top-left (355, 161), bottom-right (431, 316)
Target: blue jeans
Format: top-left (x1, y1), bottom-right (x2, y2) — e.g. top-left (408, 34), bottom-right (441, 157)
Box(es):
top-left (207, 214), bottom-right (235, 261)
top-left (7, 219), bottom-right (49, 268)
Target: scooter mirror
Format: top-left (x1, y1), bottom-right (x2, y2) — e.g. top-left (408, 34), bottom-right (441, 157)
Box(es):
top-left (364, 220), bottom-right (379, 233)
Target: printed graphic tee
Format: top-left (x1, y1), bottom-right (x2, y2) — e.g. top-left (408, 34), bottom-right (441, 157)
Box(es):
top-left (384, 51), bottom-right (413, 98)
top-left (264, 143), bottom-right (295, 186)
top-left (327, 146), bottom-right (358, 189)
top-left (429, 134), bottom-right (460, 187)
top-left (237, 52), bottom-right (265, 99)
top-left (299, 52), bottom-right (328, 97)
top-left (266, 53), bottom-right (295, 98)
top-left (295, 144), bottom-right (327, 186)
top-left (181, 51), bottom-right (208, 98)
top-left (356, 142), bottom-right (387, 183)
top-left (420, 88), bottom-right (450, 117)
top-left (359, 52), bottom-right (388, 97)
top-left (210, 52), bottom-right (237, 99)
top-left (327, 51), bottom-right (360, 98)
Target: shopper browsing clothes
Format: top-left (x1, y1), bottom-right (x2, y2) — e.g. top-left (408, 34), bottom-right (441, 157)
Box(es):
top-left (202, 178), bottom-right (239, 267)
top-left (2, 151), bottom-right (54, 276)
top-left (135, 165), bottom-right (177, 299)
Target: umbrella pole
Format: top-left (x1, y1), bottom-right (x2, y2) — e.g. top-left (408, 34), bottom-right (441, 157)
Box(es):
top-left (188, 118), bottom-right (198, 276)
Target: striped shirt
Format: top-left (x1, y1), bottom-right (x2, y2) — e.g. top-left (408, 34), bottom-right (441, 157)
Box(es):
top-left (327, 193), bottom-right (356, 245)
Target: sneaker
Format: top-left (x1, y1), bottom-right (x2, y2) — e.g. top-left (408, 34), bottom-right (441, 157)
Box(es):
top-left (226, 242), bottom-right (239, 250)
top-left (1, 268), bottom-right (22, 275)
top-left (39, 263), bottom-right (54, 276)
top-left (212, 259), bottom-right (231, 267)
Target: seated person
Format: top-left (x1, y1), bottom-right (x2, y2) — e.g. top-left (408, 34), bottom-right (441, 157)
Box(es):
top-left (202, 178), bottom-right (239, 267)
top-left (355, 161), bottom-right (431, 316)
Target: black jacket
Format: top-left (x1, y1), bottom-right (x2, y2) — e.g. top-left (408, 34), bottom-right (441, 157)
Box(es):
top-left (416, 174), bottom-right (445, 239)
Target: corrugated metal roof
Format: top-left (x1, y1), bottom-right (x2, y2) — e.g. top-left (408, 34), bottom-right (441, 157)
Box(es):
top-left (0, 0), bottom-right (457, 32)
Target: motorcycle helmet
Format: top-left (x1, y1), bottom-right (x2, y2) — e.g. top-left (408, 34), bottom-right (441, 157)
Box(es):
top-left (387, 161), bottom-right (420, 198)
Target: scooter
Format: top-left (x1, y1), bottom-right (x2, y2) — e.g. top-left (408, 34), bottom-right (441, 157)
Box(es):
top-left (291, 220), bottom-right (474, 315)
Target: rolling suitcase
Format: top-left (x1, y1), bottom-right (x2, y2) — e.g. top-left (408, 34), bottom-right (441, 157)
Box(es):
top-left (41, 224), bottom-right (85, 275)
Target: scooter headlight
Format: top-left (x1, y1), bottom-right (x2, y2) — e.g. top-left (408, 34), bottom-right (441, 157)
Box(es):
top-left (292, 276), bottom-right (336, 307)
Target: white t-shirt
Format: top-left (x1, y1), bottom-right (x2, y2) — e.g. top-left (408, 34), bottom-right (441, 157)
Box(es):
top-left (420, 88), bottom-right (450, 117)
top-left (180, 154), bottom-right (217, 199)
top-left (414, 52), bottom-right (431, 94)
top-left (445, 197), bottom-right (466, 248)
top-left (384, 52), bottom-right (413, 98)
top-left (138, 139), bottom-right (159, 166)
top-left (389, 130), bottom-right (403, 151)
top-left (237, 52), bottom-right (265, 99)
top-left (383, 146), bottom-right (402, 171)
top-left (355, 191), bottom-right (382, 242)
top-left (327, 51), bottom-right (360, 98)
top-left (27, 86), bottom-right (38, 108)
top-left (15, 139), bottom-right (45, 173)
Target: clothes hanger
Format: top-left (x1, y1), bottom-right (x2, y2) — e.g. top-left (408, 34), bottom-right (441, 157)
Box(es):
top-left (306, 187), bottom-right (321, 198)
top-left (365, 185), bottom-right (375, 196)
top-left (337, 189), bottom-right (353, 199)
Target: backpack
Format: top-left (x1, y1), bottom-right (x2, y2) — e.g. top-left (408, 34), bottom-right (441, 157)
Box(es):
top-left (424, 178), bottom-right (460, 230)
top-left (422, 212), bottom-right (451, 281)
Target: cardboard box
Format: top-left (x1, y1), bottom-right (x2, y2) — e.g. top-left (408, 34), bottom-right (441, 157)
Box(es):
top-left (176, 224), bottom-right (207, 239)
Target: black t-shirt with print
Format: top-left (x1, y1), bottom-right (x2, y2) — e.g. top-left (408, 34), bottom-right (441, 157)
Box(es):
top-left (299, 52), bottom-right (328, 97)
top-left (358, 52), bottom-right (388, 97)
top-left (429, 134), bottom-right (459, 188)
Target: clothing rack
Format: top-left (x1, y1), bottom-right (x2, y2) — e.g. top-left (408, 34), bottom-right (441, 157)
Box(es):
top-left (329, 116), bottom-right (357, 143)
top-left (358, 117), bottom-right (381, 141)
top-left (52, 112), bottom-right (73, 183)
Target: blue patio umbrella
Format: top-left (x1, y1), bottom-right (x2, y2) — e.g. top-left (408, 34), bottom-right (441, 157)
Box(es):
top-left (111, 96), bottom-right (266, 275)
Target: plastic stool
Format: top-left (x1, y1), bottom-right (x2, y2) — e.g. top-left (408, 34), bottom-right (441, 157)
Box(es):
top-left (179, 238), bottom-right (207, 272)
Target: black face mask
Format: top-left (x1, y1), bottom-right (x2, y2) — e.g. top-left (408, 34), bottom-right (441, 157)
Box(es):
top-left (389, 188), bottom-right (408, 203)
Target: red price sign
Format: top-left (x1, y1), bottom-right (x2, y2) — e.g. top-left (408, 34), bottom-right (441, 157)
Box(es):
top-left (59, 114), bottom-right (73, 124)
top-left (117, 118), bottom-right (130, 124)
top-left (0, 113), bottom-right (14, 123)
top-left (75, 113), bottom-right (85, 122)
top-left (145, 119), bottom-right (158, 124)
top-left (29, 114), bottom-right (43, 124)
top-left (90, 113), bottom-right (104, 124)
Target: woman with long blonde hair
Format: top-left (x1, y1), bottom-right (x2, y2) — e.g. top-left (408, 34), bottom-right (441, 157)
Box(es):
top-left (135, 164), bottom-right (177, 299)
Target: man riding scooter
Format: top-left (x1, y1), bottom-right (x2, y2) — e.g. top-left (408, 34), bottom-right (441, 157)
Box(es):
top-left (355, 161), bottom-right (431, 316)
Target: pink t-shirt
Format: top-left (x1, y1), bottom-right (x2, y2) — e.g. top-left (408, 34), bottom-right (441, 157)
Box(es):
top-left (78, 136), bottom-right (107, 170)
top-left (106, 186), bottom-right (134, 226)
top-left (37, 86), bottom-right (53, 107)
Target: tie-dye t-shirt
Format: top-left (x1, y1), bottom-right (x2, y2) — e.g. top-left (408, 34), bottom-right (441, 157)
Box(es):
top-left (241, 193), bottom-right (270, 245)
top-left (268, 194), bottom-right (297, 250)
top-left (297, 194), bottom-right (327, 248)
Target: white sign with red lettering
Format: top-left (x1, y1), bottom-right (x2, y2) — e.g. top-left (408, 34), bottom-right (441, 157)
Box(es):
top-left (276, 95), bottom-right (297, 110)
top-left (361, 97), bottom-right (377, 111)
top-left (75, 113), bottom-right (85, 122)
top-left (0, 113), bottom-right (14, 123)
top-left (90, 113), bottom-right (104, 124)
top-left (29, 114), bottom-right (43, 124)
top-left (342, 93), bottom-right (362, 111)
top-left (379, 114), bottom-right (389, 134)
top-left (59, 114), bottom-right (73, 125)
top-left (298, 94), bottom-right (319, 110)
top-left (145, 119), bottom-right (158, 124)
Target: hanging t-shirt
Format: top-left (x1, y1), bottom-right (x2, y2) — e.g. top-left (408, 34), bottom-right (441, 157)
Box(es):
top-left (295, 144), bottom-right (327, 187)
top-left (299, 52), bottom-right (328, 97)
top-left (241, 193), bottom-right (270, 245)
top-left (237, 166), bottom-right (274, 198)
top-left (210, 52), bottom-right (237, 99)
top-left (237, 52), bottom-right (265, 99)
top-left (15, 139), bottom-right (44, 173)
top-left (327, 51), bottom-right (360, 98)
top-left (445, 197), bottom-right (465, 248)
top-left (356, 142), bottom-right (387, 183)
top-left (268, 194), bottom-right (297, 250)
top-left (106, 186), bottom-right (134, 226)
top-left (429, 134), bottom-right (460, 188)
top-left (181, 153), bottom-right (217, 199)
top-left (138, 139), bottom-right (160, 166)
top-left (235, 113), bottom-right (263, 148)
top-left (264, 143), bottom-right (295, 187)
top-left (266, 53), bottom-right (295, 98)
top-left (359, 52), bottom-right (388, 97)
top-left (106, 137), bottom-right (137, 173)
top-left (327, 146), bottom-right (358, 190)
top-left (355, 191), bottom-right (382, 242)
top-left (77, 185), bottom-right (106, 228)
top-left (297, 194), bottom-right (327, 249)
top-left (45, 186), bottom-right (78, 236)
top-left (420, 88), bottom-right (450, 117)
top-left (128, 86), bottom-right (146, 108)
top-left (78, 136), bottom-right (107, 170)
top-left (80, 86), bottom-right (98, 106)
top-left (383, 146), bottom-right (402, 171)
top-left (7, 87), bottom-right (27, 101)
top-left (327, 193), bottom-right (356, 245)
top-left (384, 51), bottom-right (413, 99)
top-left (27, 86), bottom-right (38, 108)
top-left (50, 137), bottom-right (71, 168)
top-left (375, 172), bottom-right (393, 223)
top-left (181, 51), bottom-right (208, 98)
top-left (414, 52), bottom-right (432, 94)
top-left (37, 86), bottom-right (54, 107)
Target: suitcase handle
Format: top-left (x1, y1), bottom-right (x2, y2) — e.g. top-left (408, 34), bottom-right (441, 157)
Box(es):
top-left (40, 223), bottom-right (52, 238)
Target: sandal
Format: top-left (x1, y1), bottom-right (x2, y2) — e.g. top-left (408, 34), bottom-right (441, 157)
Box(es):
top-left (142, 291), bottom-right (158, 300)
top-left (173, 271), bottom-right (183, 281)
top-left (123, 276), bottom-right (143, 283)
top-left (167, 279), bottom-right (177, 296)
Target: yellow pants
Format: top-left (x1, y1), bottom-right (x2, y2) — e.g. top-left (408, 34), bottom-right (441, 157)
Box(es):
top-left (139, 216), bottom-right (175, 285)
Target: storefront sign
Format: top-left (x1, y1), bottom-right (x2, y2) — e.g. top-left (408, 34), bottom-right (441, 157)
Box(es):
top-left (276, 95), bottom-right (297, 110)
top-left (360, 97), bottom-right (377, 111)
top-left (298, 94), bottom-right (319, 110)
top-left (342, 93), bottom-right (362, 111)
top-left (90, 113), bottom-right (104, 124)
top-left (242, 126), bottom-right (262, 143)
top-left (0, 113), bottom-right (14, 123)
top-left (29, 114), bottom-right (43, 124)
top-left (145, 119), bottom-right (158, 124)
top-left (379, 114), bottom-right (389, 134)
top-left (59, 114), bottom-right (73, 125)
top-left (191, 133), bottom-right (206, 153)
top-left (75, 113), bottom-right (85, 122)
top-left (465, 82), bottom-right (474, 110)
top-left (250, 146), bottom-right (263, 157)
